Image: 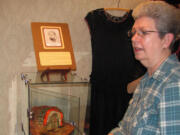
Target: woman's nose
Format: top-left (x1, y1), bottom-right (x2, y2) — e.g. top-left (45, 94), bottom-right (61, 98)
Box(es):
top-left (131, 32), bottom-right (141, 42)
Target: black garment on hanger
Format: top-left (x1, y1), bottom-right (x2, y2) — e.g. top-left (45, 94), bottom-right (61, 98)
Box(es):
top-left (85, 8), bottom-right (146, 135)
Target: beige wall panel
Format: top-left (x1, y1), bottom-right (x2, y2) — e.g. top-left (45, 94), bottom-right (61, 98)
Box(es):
top-left (0, 0), bottom-right (145, 134)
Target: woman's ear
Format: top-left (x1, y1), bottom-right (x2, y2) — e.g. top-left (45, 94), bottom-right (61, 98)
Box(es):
top-left (162, 33), bottom-right (174, 48)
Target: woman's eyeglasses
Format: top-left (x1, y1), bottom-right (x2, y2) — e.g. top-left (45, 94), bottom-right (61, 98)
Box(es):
top-left (127, 29), bottom-right (166, 38)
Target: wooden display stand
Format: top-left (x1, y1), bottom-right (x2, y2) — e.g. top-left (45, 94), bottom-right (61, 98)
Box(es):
top-left (31, 22), bottom-right (76, 72)
top-left (47, 123), bottom-right (74, 135)
top-left (40, 69), bottom-right (69, 82)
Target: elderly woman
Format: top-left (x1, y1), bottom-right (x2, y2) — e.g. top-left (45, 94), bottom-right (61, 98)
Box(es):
top-left (127, 0), bottom-right (180, 94)
top-left (109, 1), bottom-right (180, 135)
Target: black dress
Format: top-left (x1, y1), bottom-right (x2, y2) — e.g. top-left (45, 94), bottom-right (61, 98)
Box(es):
top-left (85, 8), bottom-right (146, 135)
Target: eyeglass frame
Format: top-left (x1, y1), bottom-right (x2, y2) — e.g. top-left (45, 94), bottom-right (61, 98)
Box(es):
top-left (127, 29), bottom-right (167, 38)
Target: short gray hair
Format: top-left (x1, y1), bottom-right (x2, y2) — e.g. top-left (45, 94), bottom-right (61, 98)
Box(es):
top-left (132, 1), bottom-right (180, 51)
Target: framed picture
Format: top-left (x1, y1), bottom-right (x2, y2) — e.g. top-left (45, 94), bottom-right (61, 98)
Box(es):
top-left (41, 26), bottom-right (64, 49)
top-left (31, 22), bottom-right (76, 71)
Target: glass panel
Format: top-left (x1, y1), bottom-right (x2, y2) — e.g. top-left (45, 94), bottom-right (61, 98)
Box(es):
top-left (29, 87), bottom-right (81, 135)
top-left (22, 72), bottom-right (90, 135)
top-left (22, 72), bottom-right (88, 84)
top-left (30, 87), bottom-right (80, 125)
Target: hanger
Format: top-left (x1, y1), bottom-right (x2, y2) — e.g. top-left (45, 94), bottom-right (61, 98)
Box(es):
top-left (104, 0), bottom-right (130, 12)
top-left (104, 7), bottom-right (130, 12)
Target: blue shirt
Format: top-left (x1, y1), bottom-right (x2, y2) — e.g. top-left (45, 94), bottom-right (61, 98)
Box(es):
top-left (110, 54), bottom-right (180, 135)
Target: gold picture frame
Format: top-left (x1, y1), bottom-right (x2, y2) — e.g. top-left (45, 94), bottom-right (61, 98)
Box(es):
top-left (31, 22), bottom-right (76, 71)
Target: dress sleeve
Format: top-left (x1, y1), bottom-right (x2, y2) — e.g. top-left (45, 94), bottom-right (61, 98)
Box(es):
top-left (85, 10), bottom-right (95, 36)
top-left (160, 83), bottom-right (180, 135)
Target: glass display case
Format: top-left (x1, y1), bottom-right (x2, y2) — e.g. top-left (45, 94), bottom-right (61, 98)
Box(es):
top-left (21, 72), bottom-right (90, 135)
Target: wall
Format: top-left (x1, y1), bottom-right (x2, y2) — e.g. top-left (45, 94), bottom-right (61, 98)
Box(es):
top-left (0, 0), bottom-right (144, 134)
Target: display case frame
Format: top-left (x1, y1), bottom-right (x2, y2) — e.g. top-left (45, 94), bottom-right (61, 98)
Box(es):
top-left (21, 72), bottom-right (90, 135)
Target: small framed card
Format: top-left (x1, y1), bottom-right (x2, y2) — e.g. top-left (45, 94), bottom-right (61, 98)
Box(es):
top-left (31, 22), bottom-right (76, 71)
top-left (41, 26), bottom-right (65, 49)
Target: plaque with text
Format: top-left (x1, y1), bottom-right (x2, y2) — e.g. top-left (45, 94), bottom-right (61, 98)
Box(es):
top-left (31, 22), bottom-right (76, 71)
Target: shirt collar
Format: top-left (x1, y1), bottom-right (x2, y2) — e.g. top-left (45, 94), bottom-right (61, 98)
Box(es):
top-left (143, 54), bottom-right (179, 82)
